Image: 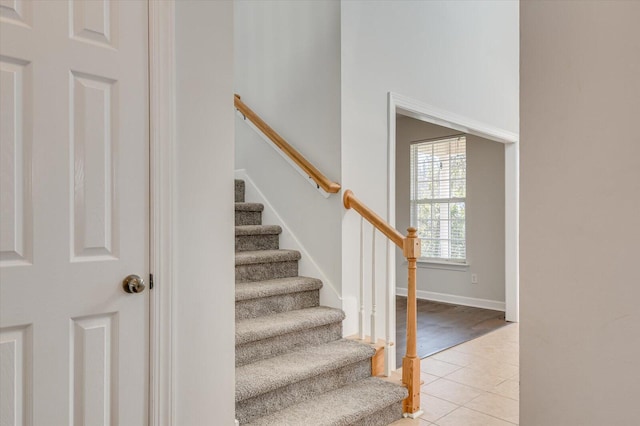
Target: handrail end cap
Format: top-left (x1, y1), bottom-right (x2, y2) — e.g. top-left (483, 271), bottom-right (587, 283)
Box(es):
top-left (327, 182), bottom-right (341, 193)
top-left (343, 189), bottom-right (353, 209)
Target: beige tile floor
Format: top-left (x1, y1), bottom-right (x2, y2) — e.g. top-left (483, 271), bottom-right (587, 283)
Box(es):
top-left (390, 323), bottom-right (519, 426)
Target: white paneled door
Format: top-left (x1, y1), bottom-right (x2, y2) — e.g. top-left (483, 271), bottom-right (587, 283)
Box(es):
top-left (0, 1), bottom-right (149, 425)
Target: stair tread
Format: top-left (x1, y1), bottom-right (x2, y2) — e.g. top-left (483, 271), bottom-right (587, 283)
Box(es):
top-left (235, 202), bottom-right (264, 212)
top-left (235, 276), bottom-right (322, 302)
top-left (236, 339), bottom-right (375, 402)
top-left (245, 377), bottom-right (408, 426)
top-left (235, 225), bottom-right (282, 236)
top-left (235, 249), bottom-right (301, 266)
top-left (236, 306), bottom-right (344, 345)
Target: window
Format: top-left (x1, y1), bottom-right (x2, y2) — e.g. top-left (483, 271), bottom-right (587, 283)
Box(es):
top-left (410, 136), bottom-right (466, 262)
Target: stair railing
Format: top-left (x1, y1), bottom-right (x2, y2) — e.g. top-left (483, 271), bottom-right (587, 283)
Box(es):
top-left (343, 189), bottom-right (422, 418)
top-left (234, 94), bottom-right (341, 195)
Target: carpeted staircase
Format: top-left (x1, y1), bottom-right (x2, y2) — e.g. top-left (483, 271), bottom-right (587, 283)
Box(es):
top-left (235, 179), bottom-right (407, 425)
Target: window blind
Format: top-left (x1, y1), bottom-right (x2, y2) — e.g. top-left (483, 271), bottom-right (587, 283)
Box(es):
top-left (410, 136), bottom-right (466, 261)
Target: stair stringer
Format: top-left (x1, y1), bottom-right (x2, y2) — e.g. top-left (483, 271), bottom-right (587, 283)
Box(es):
top-left (234, 170), bottom-right (350, 318)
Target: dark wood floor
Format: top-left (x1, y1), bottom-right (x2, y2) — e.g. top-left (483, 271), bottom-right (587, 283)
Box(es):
top-left (395, 296), bottom-right (507, 367)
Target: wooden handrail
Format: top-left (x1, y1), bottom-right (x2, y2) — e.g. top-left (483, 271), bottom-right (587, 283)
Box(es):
top-left (343, 189), bottom-right (422, 417)
top-left (343, 190), bottom-right (404, 248)
top-left (234, 94), bottom-right (341, 194)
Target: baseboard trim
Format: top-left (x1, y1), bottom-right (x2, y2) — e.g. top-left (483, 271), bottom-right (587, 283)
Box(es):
top-left (395, 288), bottom-right (505, 312)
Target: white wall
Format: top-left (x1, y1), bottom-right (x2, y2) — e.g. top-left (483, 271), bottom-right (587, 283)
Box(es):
top-left (341, 1), bottom-right (518, 336)
top-left (521, 2), bottom-right (640, 424)
top-left (395, 117), bottom-right (505, 308)
top-left (174, 1), bottom-right (235, 423)
top-left (234, 0), bottom-right (343, 292)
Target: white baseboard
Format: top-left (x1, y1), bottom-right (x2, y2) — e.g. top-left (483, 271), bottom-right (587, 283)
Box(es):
top-left (395, 288), bottom-right (505, 312)
top-left (235, 169), bottom-right (342, 311)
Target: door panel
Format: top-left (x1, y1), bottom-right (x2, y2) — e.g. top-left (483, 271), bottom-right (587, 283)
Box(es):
top-left (70, 70), bottom-right (119, 262)
top-left (0, 55), bottom-right (32, 267)
top-left (0, 1), bottom-right (149, 425)
top-left (71, 313), bottom-right (117, 426)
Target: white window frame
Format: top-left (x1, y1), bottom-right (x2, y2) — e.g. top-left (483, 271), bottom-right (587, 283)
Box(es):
top-left (410, 135), bottom-right (467, 263)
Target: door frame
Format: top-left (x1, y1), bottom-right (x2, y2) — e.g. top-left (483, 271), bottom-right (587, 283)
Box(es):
top-left (149, 2), bottom-right (237, 423)
top-left (149, 1), bottom-right (175, 425)
top-left (386, 92), bottom-right (519, 371)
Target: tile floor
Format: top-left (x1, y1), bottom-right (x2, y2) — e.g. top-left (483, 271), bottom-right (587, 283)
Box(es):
top-left (390, 323), bottom-right (519, 426)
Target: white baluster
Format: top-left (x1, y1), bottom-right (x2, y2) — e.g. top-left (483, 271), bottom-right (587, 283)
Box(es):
top-left (371, 227), bottom-right (377, 344)
top-left (359, 216), bottom-right (365, 340)
top-left (385, 238), bottom-right (393, 376)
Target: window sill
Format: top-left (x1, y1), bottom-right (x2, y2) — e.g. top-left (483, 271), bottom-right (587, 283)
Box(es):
top-left (401, 259), bottom-right (469, 271)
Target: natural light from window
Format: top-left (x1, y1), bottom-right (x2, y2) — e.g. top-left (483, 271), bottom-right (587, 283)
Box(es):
top-left (410, 136), bottom-right (466, 262)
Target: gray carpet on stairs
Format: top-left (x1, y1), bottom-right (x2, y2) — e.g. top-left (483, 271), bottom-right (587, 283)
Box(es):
top-left (244, 377), bottom-right (408, 426)
top-left (235, 276), bottom-right (323, 301)
top-left (235, 202), bottom-right (264, 212)
top-left (235, 249), bottom-right (301, 282)
top-left (236, 225), bottom-right (281, 251)
top-left (235, 202), bottom-right (263, 226)
top-left (235, 276), bottom-right (323, 320)
top-left (236, 339), bottom-right (375, 400)
top-left (235, 179), bottom-right (245, 202)
top-left (236, 340), bottom-right (375, 423)
top-left (235, 249), bottom-right (301, 265)
top-left (236, 306), bottom-right (345, 345)
top-left (236, 225), bottom-right (282, 236)
top-left (235, 288), bottom-right (320, 320)
top-left (237, 354), bottom-right (372, 423)
top-left (236, 322), bottom-right (343, 367)
top-left (235, 307), bottom-right (345, 366)
top-left (234, 179), bottom-right (406, 425)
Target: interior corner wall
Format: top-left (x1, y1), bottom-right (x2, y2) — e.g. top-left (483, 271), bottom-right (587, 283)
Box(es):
top-left (174, 1), bottom-right (235, 423)
top-left (395, 117), bottom-right (505, 306)
top-left (341, 1), bottom-right (518, 337)
top-left (234, 0), bottom-right (342, 292)
top-left (521, 1), bottom-right (640, 424)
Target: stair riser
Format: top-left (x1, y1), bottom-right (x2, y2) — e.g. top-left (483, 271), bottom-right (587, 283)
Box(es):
top-left (236, 322), bottom-right (342, 367)
top-left (235, 211), bottom-right (262, 226)
top-left (236, 261), bottom-right (298, 283)
top-left (351, 403), bottom-right (404, 426)
top-left (235, 234), bottom-right (279, 252)
top-left (235, 180), bottom-right (245, 203)
top-left (236, 290), bottom-right (319, 320)
top-left (233, 179), bottom-right (405, 426)
top-left (236, 359), bottom-right (372, 424)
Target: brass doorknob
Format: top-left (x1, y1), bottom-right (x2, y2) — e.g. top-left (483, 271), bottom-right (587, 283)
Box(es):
top-left (122, 275), bottom-right (145, 294)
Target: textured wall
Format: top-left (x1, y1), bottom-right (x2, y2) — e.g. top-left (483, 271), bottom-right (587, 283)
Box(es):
top-left (521, 1), bottom-right (640, 424)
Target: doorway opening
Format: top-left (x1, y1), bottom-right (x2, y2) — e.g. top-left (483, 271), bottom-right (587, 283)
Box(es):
top-left (386, 92), bottom-right (518, 371)
top-left (394, 116), bottom-right (507, 364)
